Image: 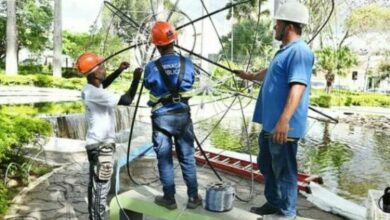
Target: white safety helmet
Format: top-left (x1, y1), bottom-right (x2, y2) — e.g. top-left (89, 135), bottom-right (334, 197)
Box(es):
top-left (274, 1), bottom-right (309, 25)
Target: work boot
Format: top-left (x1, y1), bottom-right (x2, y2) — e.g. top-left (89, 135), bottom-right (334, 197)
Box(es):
top-left (250, 202), bottom-right (279, 215)
top-left (187, 194), bottom-right (202, 209)
top-left (154, 195), bottom-right (177, 210)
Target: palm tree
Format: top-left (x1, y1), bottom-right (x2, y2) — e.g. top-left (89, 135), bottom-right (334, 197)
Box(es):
top-left (316, 47), bottom-right (358, 93)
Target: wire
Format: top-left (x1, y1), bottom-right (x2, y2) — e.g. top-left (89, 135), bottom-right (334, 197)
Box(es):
top-left (307, 0), bottom-right (335, 44)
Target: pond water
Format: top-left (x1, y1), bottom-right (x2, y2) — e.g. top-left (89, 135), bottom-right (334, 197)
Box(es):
top-left (195, 116), bottom-right (390, 206)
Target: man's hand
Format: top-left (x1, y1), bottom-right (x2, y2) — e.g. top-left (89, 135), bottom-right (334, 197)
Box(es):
top-left (118, 62), bottom-right (130, 71)
top-left (272, 118), bottom-right (289, 144)
top-left (234, 70), bottom-right (252, 80)
top-left (133, 68), bottom-right (143, 80)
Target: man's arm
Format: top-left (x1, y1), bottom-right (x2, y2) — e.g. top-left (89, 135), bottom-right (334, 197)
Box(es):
top-left (272, 83), bottom-right (306, 144)
top-left (235, 68), bottom-right (268, 81)
top-left (102, 62), bottom-right (130, 88)
top-left (118, 68), bottom-right (143, 106)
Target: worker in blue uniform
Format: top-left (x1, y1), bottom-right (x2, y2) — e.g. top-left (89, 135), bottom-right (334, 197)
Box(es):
top-left (236, 1), bottom-right (315, 219)
top-left (143, 21), bottom-right (202, 210)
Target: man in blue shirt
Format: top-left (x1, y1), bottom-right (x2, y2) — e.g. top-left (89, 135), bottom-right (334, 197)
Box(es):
top-left (144, 21), bottom-right (202, 210)
top-left (236, 1), bottom-right (314, 219)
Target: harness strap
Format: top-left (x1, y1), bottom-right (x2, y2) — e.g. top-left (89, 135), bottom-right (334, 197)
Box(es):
top-left (154, 55), bottom-right (186, 100)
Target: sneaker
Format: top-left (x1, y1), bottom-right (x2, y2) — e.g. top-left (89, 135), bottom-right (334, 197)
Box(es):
top-left (187, 194), bottom-right (202, 209)
top-left (263, 212), bottom-right (296, 220)
top-left (250, 202), bottom-right (279, 215)
top-left (154, 195), bottom-right (177, 210)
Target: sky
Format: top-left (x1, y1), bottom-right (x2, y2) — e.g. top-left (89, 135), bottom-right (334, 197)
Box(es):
top-left (63, 0), bottom-right (104, 33)
top-left (61, 0), bottom-right (242, 55)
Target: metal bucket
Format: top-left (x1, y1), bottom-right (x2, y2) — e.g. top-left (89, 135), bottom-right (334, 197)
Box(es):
top-left (204, 182), bottom-right (235, 212)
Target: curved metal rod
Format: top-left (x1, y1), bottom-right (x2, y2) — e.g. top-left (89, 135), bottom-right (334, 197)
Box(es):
top-left (309, 106), bottom-right (339, 123)
top-left (176, 0), bottom-right (251, 31)
top-left (307, 0), bottom-right (335, 44)
top-left (104, 1), bottom-right (140, 29)
top-left (175, 44), bottom-right (261, 86)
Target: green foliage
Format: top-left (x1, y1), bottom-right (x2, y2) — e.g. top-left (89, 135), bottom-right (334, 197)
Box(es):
top-left (226, 0), bottom-right (268, 21)
top-left (345, 96), bottom-right (352, 106)
top-left (63, 31), bottom-right (100, 60)
top-left (211, 61), bottom-right (241, 90)
top-left (316, 47), bottom-right (358, 77)
top-left (200, 119), bottom-right (260, 155)
top-left (19, 64), bottom-right (44, 74)
top-left (34, 74), bottom-right (53, 87)
top-left (0, 0), bottom-right (53, 59)
top-left (0, 182), bottom-right (9, 215)
top-left (0, 112), bottom-right (52, 216)
top-left (346, 4), bottom-right (390, 34)
top-left (0, 74), bottom-right (85, 89)
top-left (311, 95), bottom-right (331, 108)
top-left (310, 89), bottom-right (390, 107)
top-left (220, 18), bottom-right (274, 64)
top-left (0, 113), bottom-right (51, 162)
top-left (106, 0), bottom-right (174, 40)
top-left (302, 0), bottom-right (334, 43)
top-left (0, 101), bottom-right (84, 117)
top-left (62, 30), bottom-right (128, 69)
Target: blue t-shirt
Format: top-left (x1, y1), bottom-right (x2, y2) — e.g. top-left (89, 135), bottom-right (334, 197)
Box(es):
top-left (253, 39), bottom-right (314, 138)
top-left (144, 53), bottom-right (195, 115)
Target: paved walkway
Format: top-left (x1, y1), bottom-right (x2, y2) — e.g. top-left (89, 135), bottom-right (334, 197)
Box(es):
top-left (4, 139), bottom-right (345, 220)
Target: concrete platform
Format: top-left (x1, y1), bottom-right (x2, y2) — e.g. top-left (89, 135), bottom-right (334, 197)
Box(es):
top-left (115, 149), bottom-right (344, 220)
top-left (110, 186), bottom-right (315, 220)
top-left (110, 185), bottom-right (262, 220)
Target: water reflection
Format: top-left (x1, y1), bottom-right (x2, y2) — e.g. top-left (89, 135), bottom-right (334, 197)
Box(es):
top-left (199, 117), bottom-right (390, 205)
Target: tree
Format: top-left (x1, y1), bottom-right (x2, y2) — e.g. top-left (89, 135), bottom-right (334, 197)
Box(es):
top-left (63, 31), bottom-right (127, 69)
top-left (316, 46), bottom-right (358, 93)
top-left (345, 4), bottom-right (390, 34)
top-left (5, 0), bottom-right (17, 75)
top-left (53, 0), bottom-right (62, 77)
top-left (226, 0), bottom-right (268, 22)
top-left (106, 0), bottom-right (174, 42)
top-left (301, 0), bottom-right (334, 47)
top-left (0, 0), bottom-right (53, 61)
top-left (220, 18), bottom-right (273, 65)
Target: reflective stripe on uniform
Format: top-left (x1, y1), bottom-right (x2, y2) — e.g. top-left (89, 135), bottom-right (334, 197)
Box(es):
top-left (148, 90), bottom-right (194, 105)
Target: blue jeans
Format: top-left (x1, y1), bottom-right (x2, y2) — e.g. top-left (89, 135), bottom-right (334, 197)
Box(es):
top-left (152, 111), bottom-right (198, 198)
top-left (258, 130), bottom-right (299, 217)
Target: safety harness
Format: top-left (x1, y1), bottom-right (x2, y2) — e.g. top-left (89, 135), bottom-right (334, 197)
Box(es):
top-left (152, 55), bottom-right (191, 138)
top-left (152, 55), bottom-right (189, 108)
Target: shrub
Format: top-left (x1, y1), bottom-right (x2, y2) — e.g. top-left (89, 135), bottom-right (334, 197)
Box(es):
top-left (33, 74), bottom-right (54, 87)
top-left (345, 96), bottom-right (352, 106)
top-left (0, 113), bottom-right (52, 216)
top-left (0, 182), bottom-right (9, 215)
top-left (19, 65), bottom-right (45, 75)
top-left (0, 74), bottom-right (85, 90)
top-left (310, 89), bottom-right (390, 108)
top-left (312, 95), bottom-right (332, 108)
top-left (0, 113), bottom-right (52, 162)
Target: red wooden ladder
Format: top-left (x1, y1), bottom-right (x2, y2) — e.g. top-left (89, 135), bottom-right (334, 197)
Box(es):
top-left (193, 149), bottom-right (323, 194)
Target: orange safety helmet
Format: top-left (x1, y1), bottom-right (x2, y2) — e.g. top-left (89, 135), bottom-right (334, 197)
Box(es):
top-left (151, 21), bottom-right (178, 46)
top-left (75, 52), bottom-right (104, 75)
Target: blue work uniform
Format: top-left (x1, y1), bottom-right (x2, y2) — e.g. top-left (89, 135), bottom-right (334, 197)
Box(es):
top-left (144, 53), bottom-right (195, 115)
top-left (254, 38), bottom-right (314, 217)
top-left (143, 53), bottom-right (199, 199)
